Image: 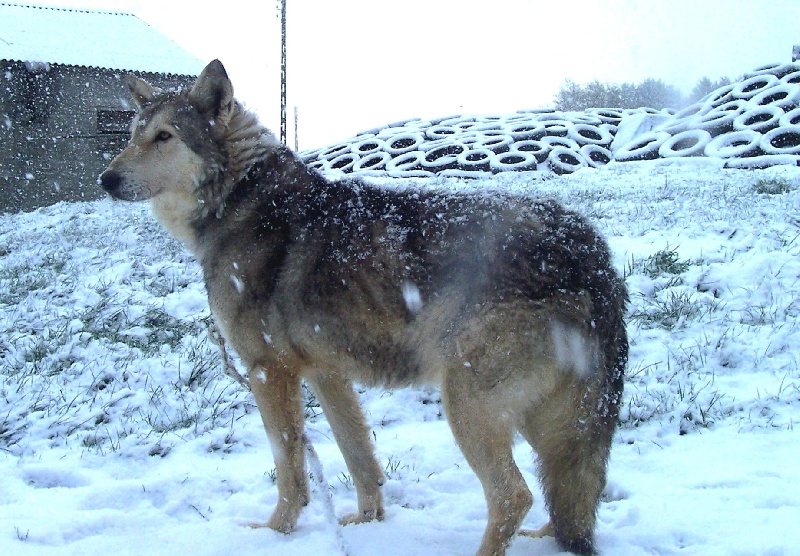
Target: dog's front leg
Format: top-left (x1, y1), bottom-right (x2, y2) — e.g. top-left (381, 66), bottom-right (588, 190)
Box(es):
top-left (248, 365), bottom-right (309, 533)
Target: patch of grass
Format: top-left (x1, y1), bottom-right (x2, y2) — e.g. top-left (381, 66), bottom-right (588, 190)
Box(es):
top-left (384, 454), bottom-right (406, 479)
top-left (752, 177), bottom-right (793, 195)
top-left (302, 381), bottom-right (321, 419)
top-left (0, 202), bottom-right (258, 458)
top-left (337, 472), bottom-right (354, 490)
top-left (74, 288), bottom-right (200, 357)
top-left (622, 242), bottom-right (740, 432)
top-left (625, 247), bottom-right (714, 330)
top-left (0, 251), bottom-right (70, 305)
top-left (1, 288), bottom-right (247, 456)
top-left (621, 346), bottom-right (732, 433)
top-left (630, 290), bottom-right (719, 329)
top-left (623, 379), bottom-right (727, 434)
top-left (627, 247), bottom-right (692, 279)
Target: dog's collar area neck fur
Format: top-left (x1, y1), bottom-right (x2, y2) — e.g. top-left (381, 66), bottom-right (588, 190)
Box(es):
top-left (223, 103), bottom-right (280, 176)
top-left (194, 146), bottom-right (300, 223)
top-left (191, 103), bottom-right (284, 219)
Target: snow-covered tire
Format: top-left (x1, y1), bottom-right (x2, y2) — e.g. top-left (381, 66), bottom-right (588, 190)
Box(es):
top-left (579, 144), bottom-right (612, 168)
top-left (306, 160), bottom-right (325, 172)
top-left (326, 152), bottom-right (358, 172)
top-left (489, 151), bottom-right (537, 172)
top-left (351, 137), bottom-right (384, 156)
top-left (568, 113), bottom-right (604, 125)
top-left (542, 135), bottom-right (580, 151)
top-left (745, 62), bottom-right (798, 79)
top-left (386, 151), bottom-right (425, 172)
top-left (759, 125), bottom-right (800, 155)
top-left (352, 151), bottom-right (391, 171)
top-left (694, 100), bottom-right (747, 134)
top-left (536, 117), bottom-right (572, 137)
top-left (436, 116), bottom-right (481, 131)
top-left (569, 123), bottom-right (613, 146)
top-left (780, 71), bottom-right (800, 86)
top-left (455, 148), bottom-right (494, 172)
top-left (503, 121), bottom-right (546, 140)
top-left (584, 108), bottom-right (624, 124)
top-left (780, 107), bottom-right (800, 127)
top-left (513, 140), bottom-right (550, 163)
top-left (732, 106), bottom-right (783, 133)
top-left (474, 131), bottom-right (513, 153)
top-left (703, 129), bottom-right (762, 158)
top-left (420, 143), bottom-right (466, 171)
top-left (672, 100), bottom-right (713, 120)
top-left (723, 154), bottom-right (800, 169)
top-left (658, 129), bottom-right (712, 158)
top-left (318, 143), bottom-right (350, 161)
top-left (749, 84), bottom-right (800, 110)
top-left (547, 146), bottom-right (586, 174)
top-left (703, 84), bottom-right (736, 109)
top-left (732, 75), bottom-right (780, 100)
top-left (425, 125), bottom-right (460, 140)
top-left (417, 137), bottom-right (457, 152)
top-left (385, 132), bottom-right (424, 155)
top-left (613, 131), bottom-right (670, 162)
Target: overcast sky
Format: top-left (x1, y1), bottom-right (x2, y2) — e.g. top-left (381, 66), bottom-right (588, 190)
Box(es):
top-left (22, 0), bottom-right (800, 149)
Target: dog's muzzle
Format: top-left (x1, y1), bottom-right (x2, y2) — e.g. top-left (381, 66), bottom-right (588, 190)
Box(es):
top-left (99, 170), bottom-right (121, 192)
top-left (98, 170), bottom-right (133, 201)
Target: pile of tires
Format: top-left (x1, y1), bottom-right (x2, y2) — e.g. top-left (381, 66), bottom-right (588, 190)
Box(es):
top-left (299, 62), bottom-right (800, 177)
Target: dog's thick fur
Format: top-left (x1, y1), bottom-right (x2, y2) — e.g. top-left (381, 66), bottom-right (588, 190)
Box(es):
top-left (100, 60), bottom-right (628, 556)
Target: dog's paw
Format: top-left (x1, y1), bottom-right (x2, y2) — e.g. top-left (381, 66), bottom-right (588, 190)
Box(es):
top-left (247, 521), bottom-right (283, 532)
top-left (246, 518), bottom-right (294, 534)
top-left (246, 502), bottom-right (302, 534)
top-left (339, 507), bottom-right (384, 526)
top-left (518, 521), bottom-right (553, 538)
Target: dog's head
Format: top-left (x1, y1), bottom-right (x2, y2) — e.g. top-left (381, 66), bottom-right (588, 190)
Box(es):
top-left (98, 59), bottom-right (234, 203)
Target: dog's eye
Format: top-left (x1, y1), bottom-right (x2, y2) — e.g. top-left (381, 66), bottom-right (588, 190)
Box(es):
top-left (154, 130), bottom-right (172, 142)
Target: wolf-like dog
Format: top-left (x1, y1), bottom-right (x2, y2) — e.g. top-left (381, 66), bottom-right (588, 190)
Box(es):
top-left (99, 60), bottom-right (628, 556)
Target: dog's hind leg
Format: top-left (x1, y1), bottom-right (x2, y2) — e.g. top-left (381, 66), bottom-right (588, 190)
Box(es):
top-left (248, 366), bottom-right (309, 533)
top-left (306, 372), bottom-right (385, 525)
top-left (442, 369), bottom-right (532, 556)
top-left (519, 378), bottom-right (614, 556)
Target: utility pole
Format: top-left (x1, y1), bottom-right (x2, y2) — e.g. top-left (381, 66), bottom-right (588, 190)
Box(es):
top-left (280, 0), bottom-right (287, 145)
top-left (294, 106), bottom-right (299, 151)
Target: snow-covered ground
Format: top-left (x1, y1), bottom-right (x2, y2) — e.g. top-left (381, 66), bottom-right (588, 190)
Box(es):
top-left (1, 159), bottom-right (799, 555)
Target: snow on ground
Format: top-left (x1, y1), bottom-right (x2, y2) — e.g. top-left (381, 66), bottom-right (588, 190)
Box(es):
top-left (1, 160), bottom-right (799, 555)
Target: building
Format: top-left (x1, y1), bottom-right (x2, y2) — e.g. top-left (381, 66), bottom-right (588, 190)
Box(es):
top-left (0, 3), bottom-right (204, 212)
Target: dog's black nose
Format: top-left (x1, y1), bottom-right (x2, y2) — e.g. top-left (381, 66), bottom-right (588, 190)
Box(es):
top-left (99, 170), bottom-right (121, 193)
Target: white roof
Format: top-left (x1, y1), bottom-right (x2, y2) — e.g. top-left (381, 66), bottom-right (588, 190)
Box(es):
top-left (0, 3), bottom-right (204, 75)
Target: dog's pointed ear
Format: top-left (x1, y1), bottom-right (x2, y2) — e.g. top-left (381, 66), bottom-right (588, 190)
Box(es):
top-left (125, 75), bottom-right (160, 109)
top-left (188, 59), bottom-right (234, 127)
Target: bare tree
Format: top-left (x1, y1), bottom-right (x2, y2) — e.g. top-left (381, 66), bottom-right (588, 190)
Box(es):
top-left (688, 76), bottom-right (732, 104)
top-left (633, 78), bottom-right (684, 109)
top-left (554, 77), bottom-right (686, 111)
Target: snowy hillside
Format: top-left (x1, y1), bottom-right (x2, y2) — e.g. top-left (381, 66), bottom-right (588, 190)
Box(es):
top-left (1, 161), bottom-right (799, 555)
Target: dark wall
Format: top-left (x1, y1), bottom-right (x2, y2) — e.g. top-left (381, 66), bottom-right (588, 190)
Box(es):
top-left (0, 62), bottom-right (195, 213)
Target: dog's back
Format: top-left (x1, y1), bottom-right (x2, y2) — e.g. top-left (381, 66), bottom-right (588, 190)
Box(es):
top-left (193, 154), bottom-right (626, 385)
